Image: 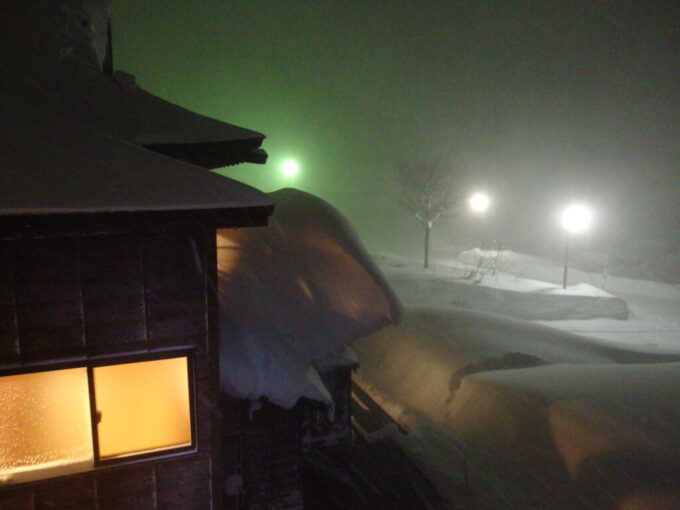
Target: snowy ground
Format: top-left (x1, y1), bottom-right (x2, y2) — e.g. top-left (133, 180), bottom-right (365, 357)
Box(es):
top-left (353, 249), bottom-right (680, 509)
top-left (374, 248), bottom-right (680, 352)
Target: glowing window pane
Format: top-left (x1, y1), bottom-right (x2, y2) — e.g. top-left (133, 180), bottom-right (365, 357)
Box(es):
top-left (93, 357), bottom-right (191, 459)
top-left (0, 368), bottom-right (94, 485)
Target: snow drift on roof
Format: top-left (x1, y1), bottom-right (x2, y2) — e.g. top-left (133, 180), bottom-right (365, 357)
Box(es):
top-left (0, 97), bottom-right (272, 215)
top-left (217, 189), bottom-right (401, 408)
top-left (1, 0), bottom-right (266, 168)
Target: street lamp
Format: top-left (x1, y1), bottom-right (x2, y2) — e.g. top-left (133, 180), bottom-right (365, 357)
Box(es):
top-left (560, 204), bottom-right (593, 289)
top-left (469, 192), bottom-right (490, 215)
top-left (468, 192), bottom-right (492, 250)
top-left (281, 159), bottom-right (300, 187)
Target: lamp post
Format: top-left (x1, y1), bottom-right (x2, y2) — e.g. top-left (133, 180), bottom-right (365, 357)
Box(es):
top-left (560, 204), bottom-right (593, 289)
top-left (468, 192), bottom-right (491, 249)
top-left (281, 159), bottom-right (300, 188)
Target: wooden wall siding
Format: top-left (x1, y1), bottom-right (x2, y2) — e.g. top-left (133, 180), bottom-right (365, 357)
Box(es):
top-left (300, 367), bottom-right (353, 451)
top-left (0, 490), bottom-right (33, 510)
top-left (218, 373), bottom-right (354, 510)
top-left (98, 466), bottom-right (157, 510)
top-left (0, 232), bottom-right (210, 363)
top-left (144, 235), bottom-right (208, 349)
top-left (0, 457), bottom-right (213, 510)
top-left (14, 238), bottom-right (85, 361)
top-left (35, 475), bottom-right (96, 510)
top-left (0, 243), bottom-right (18, 364)
top-left (219, 396), bottom-right (248, 509)
top-left (156, 457), bottom-right (212, 510)
top-left (81, 236), bottom-right (146, 350)
top-left (241, 404), bottom-right (303, 510)
top-left (0, 228), bottom-right (221, 510)
top-left (221, 436), bottom-right (244, 510)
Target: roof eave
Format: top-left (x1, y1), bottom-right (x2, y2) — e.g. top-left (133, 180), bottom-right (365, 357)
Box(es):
top-left (144, 141), bottom-right (268, 170)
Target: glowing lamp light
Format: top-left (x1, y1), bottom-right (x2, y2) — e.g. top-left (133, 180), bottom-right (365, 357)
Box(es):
top-left (560, 204), bottom-right (592, 234)
top-left (281, 160), bottom-right (299, 178)
top-left (469, 192), bottom-right (490, 214)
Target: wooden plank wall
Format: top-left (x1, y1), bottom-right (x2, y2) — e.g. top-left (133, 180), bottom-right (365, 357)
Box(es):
top-left (219, 369), bottom-right (354, 510)
top-left (0, 231), bottom-right (220, 510)
top-left (0, 233), bottom-right (211, 360)
top-left (0, 458), bottom-right (214, 510)
top-left (220, 397), bottom-right (303, 510)
top-left (300, 367), bottom-right (353, 451)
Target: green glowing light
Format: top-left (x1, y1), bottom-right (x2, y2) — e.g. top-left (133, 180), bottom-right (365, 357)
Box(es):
top-left (282, 160), bottom-right (300, 178)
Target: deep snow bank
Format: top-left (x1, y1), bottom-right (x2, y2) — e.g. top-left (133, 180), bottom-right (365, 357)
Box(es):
top-left (382, 265), bottom-right (630, 320)
top-left (443, 363), bottom-right (680, 509)
top-left (353, 306), bottom-right (635, 422)
top-left (354, 305), bottom-right (680, 509)
top-left (217, 189), bottom-right (401, 408)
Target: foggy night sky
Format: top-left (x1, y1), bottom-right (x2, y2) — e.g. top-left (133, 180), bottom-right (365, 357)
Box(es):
top-left (110, 1), bottom-right (678, 257)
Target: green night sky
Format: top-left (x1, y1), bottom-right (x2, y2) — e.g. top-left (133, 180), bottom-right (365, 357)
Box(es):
top-left (110, 1), bottom-right (678, 256)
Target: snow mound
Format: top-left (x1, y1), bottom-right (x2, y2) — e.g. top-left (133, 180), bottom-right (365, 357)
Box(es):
top-left (353, 305), bottom-right (643, 422)
top-left (379, 253), bottom-right (630, 320)
top-left (445, 363), bottom-right (680, 508)
top-left (218, 189), bottom-right (401, 409)
top-left (354, 305), bottom-right (680, 508)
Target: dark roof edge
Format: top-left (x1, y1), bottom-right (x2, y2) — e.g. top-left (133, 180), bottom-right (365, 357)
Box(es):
top-left (144, 139), bottom-right (268, 170)
top-left (0, 206), bottom-right (274, 240)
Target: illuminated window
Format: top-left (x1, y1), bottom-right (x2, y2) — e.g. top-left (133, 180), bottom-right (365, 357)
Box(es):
top-left (0, 355), bottom-right (193, 485)
top-left (93, 357), bottom-right (192, 460)
top-left (0, 368), bottom-right (93, 485)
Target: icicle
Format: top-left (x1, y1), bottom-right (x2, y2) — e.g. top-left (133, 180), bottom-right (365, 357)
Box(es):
top-left (247, 399), bottom-right (262, 421)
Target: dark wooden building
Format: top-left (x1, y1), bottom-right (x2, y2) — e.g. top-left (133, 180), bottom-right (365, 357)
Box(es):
top-left (0, 2), bottom-right (273, 508)
top-left (1, 3), bottom-right (405, 510)
top-left (0, 210), bottom-right (268, 510)
top-left (219, 363), bottom-right (356, 510)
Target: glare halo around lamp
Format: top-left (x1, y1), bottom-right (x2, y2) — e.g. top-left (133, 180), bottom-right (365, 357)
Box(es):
top-left (281, 159), bottom-right (300, 188)
top-left (468, 192), bottom-right (491, 251)
top-left (469, 192), bottom-right (490, 214)
top-left (561, 204), bottom-right (592, 234)
top-left (560, 204), bottom-right (593, 289)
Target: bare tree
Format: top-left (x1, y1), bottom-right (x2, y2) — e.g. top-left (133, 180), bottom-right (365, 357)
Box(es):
top-left (397, 158), bottom-right (467, 268)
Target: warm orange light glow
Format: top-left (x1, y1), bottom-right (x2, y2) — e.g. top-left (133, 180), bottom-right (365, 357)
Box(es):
top-left (93, 357), bottom-right (191, 459)
top-left (0, 368), bottom-right (93, 485)
top-left (216, 231), bottom-right (243, 274)
top-left (618, 492), bottom-right (680, 510)
top-left (549, 400), bottom-right (640, 477)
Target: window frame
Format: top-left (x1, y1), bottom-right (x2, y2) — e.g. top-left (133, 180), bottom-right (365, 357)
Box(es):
top-left (0, 348), bottom-right (197, 476)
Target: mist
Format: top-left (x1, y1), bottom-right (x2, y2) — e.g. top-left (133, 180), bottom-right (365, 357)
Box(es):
top-left (110, 0), bottom-right (678, 278)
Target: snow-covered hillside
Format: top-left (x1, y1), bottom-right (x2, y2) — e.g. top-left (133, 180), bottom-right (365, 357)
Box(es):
top-left (375, 249), bottom-right (680, 351)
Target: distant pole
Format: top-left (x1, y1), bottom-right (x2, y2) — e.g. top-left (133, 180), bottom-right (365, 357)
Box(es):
top-left (559, 204), bottom-right (593, 290)
top-left (424, 227), bottom-right (430, 269)
top-left (468, 192), bottom-right (491, 249)
top-left (562, 235), bottom-right (569, 289)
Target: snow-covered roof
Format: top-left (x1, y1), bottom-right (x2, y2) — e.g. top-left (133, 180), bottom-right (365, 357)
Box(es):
top-left (0, 0), bottom-right (266, 168)
top-left (4, 57), bottom-right (267, 169)
top-left (0, 97), bottom-right (272, 216)
top-left (217, 189), bottom-right (402, 408)
top-left (0, 0), bottom-right (272, 217)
